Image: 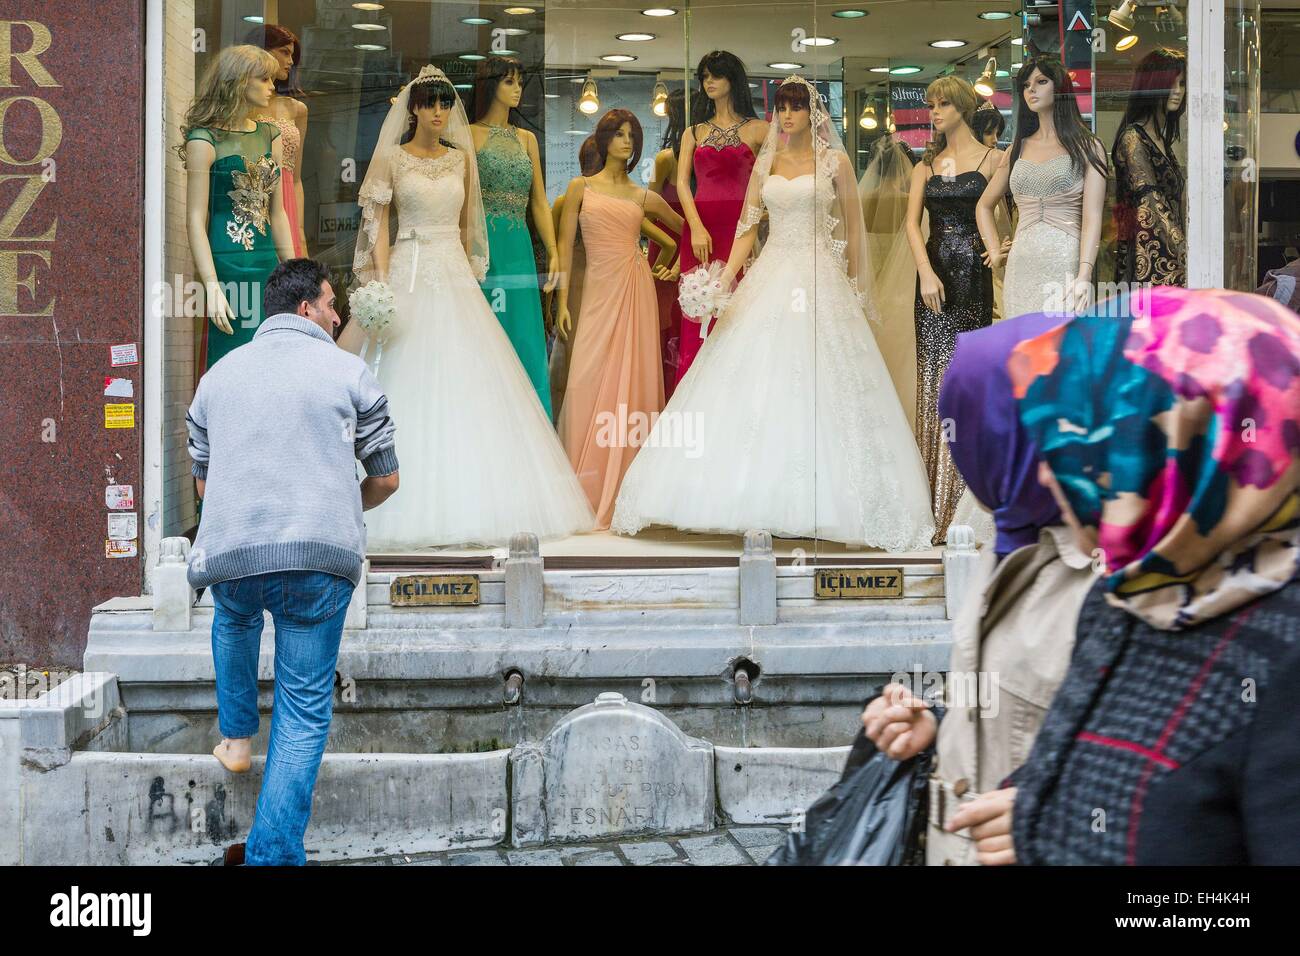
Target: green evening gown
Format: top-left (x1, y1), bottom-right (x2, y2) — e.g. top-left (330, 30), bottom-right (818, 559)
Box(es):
top-left (186, 122), bottom-right (282, 373)
top-left (476, 124), bottom-right (552, 418)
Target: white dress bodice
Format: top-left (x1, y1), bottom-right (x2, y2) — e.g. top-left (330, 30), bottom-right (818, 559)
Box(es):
top-left (760, 173), bottom-right (831, 253)
top-left (391, 147), bottom-right (465, 233)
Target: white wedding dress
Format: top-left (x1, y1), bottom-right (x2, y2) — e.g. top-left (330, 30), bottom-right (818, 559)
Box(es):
top-left (612, 172), bottom-right (936, 550)
top-left (362, 147), bottom-right (594, 549)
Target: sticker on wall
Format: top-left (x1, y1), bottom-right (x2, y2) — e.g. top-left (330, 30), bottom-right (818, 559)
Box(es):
top-left (106, 484), bottom-right (134, 509)
top-left (104, 403), bottom-right (135, 429)
top-left (105, 539), bottom-right (137, 559)
top-left (103, 377), bottom-right (134, 398)
top-left (110, 343), bottom-right (139, 367)
top-left (107, 512), bottom-right (138, 540)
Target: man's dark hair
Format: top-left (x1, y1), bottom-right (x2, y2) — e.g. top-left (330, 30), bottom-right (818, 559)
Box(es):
top-left (263, 258), bottom-right (330, 317)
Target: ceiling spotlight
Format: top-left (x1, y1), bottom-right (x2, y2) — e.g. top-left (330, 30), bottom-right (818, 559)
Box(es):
top-left (1116, 33), bottom-right (1140, 51)
top-left (1108, 0), bottom-right (1138, 32)
top-left (459, 53), bottom-right (487, 61)
top-left (641, 8), bottom-right (677, 15)
top-left (352, 2), bottom-right (385, 9)
top-left (461, 17), bottom-right (492, 25)
top-left (803, 36), bottom-right (838, 47)
top-left (500, 28), bottom-right (530, 36)
top-left (858, 101), bottom-right (878, 130)
top-left (833, 9), bottom-right (868, 18)
top-left (869, 66), bottom-right (891, 73)
top-left (930, 39), bottom-right (968, 49)
top-left (492, 50), bottom-right (519, 57)
top-left (769, 62), bottom-right (803, 70)
top-left (889, 65), bottom-right (922, 75)
top-left (601, 54), bottom-right (637, 62)
top-left (503, 7), bottom-right (537, 14)
top-left (974, 56), bottom-right (998, 96)
top-left (1010, 37), bottom-right (1024, 45)
top-left (578, 77), bottom-right (600, 115)
top-left (617, 33), bottom-right (656, 41)
top-left (977, 10), bottom-right (1014, 20)
top-left (243, 15), bottom-right (264, 23)
top-left (351, 23), bottom-right (386, 31)
top-left (354, 43), bottom-right (386, 51)
top-left (651, 80), bottom-right (669, 117)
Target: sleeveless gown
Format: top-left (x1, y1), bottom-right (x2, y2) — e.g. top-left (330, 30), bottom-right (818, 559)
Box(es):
top-left (914, 167), bottom-right (994, 544)
top-left (676, 121), bottom-right (755, 383)
top-left (186, 121), bottom-right (282, 374)
top-left (612, 173), bottom-right (935, 551)
top-left (271, 116), bottom-right (306, 257)
top-left (1002, 154), bottom-right (1083, 321)
top-left (558, 185), bottom-right (664, 530)
top-left (363, 146), bottom-right (593, 549)
top-left (477, 124), bottom-right (552, 418)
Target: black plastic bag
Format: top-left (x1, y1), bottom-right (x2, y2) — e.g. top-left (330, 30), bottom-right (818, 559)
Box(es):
top-left (765, 728), bottom-right (931, 866)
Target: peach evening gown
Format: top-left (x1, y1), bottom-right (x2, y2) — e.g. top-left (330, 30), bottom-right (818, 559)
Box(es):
top-left (558, 183), bottom-right (665, 529)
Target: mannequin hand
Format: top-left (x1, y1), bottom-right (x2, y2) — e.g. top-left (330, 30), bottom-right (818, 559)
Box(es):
top-left (691, 223), bottom-right (712, 264)
top-left (652, 262), bottom-right (674, 282)
top-left (1064, 276), bottom-right (1093, 316)
top-left (666, 260), bottom-right (681, 283)
top-left (544, 255), bottom-right (560, 293)
top-left (947, 787), bottom-right (1017, 866)
top-left (556, 306), bottom-right (572, 340)
top-left (208, 287), bottom-right (236, 335)
top-left (920, 270), bottom-right (946, 314)
top-left (861, 682), bottom-right (937, 761)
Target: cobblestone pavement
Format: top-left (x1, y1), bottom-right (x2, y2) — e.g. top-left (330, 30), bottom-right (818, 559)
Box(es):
top-left (331, 826), bottom-right (786, 866)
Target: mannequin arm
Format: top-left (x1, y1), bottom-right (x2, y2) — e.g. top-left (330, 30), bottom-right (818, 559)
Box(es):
top-left (1077, 142), bottom-right (1108, 281)
top-left (644, 189), bottom-right (684, 238)
top-left (976, 150), bottom-right (1012, 271)
top-left (294, 99), bottom-right (309, 252)
top-left (269, 135), bottom-right (295, 262)
top-left (676, 125), bottom-right (702, 229)
top-left (524, 130), bottom-right (560, 291)
top-left (555, 176), bottom-right (584, 337)
top-left (370, 202), bottom-right (391, 282)
top-left (184, 139), bottom-right (234, 334)
top-left (905, 161), bottom-right (935, 277)
top-left (650, 148), bottom-right (673, 195)
top-left (641, 218), bottom-right (677, 275)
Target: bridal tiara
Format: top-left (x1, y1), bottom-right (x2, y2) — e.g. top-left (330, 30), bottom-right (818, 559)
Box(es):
top-left (411, 64), bottom-right (450, 86)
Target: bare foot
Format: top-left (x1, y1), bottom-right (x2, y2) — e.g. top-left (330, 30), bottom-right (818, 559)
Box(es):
top-left (213, 738), bottom-right (251, 773)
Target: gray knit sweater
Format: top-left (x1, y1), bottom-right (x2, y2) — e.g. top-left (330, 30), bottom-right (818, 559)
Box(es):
top-left (186, 313), bottom-right (398, 589)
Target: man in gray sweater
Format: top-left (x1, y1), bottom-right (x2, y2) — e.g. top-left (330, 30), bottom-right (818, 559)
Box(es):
top-left (186, 258), bottom-right (398, 866)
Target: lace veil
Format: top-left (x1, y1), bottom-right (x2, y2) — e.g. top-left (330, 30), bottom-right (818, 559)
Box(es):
top-left (733, 74), bottom-right (877, 321)
top-left (352, 64), bottom-right (489, 287)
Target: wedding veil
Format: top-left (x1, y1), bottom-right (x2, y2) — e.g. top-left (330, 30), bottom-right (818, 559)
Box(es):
top-left (733, 74), bottom-right (878, 322)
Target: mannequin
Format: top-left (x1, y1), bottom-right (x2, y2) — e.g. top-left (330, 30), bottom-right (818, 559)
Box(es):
top-left (649, 89), bottom-right (688, 401)
top-left (180, 44), bottom-right (294, 374)
top-left (246, 25), bottom-right (309, 256)
top-left (674, 51), bottom-right (768, 383)
top-left (977, 55), bottom-right (1107, 321)
top-left (1112, 47), bottom-right (1187, 286)
top-left (556, 110), bottom-right (683, 528)
top-left (905, 75), bottom-right (999, 545)
top-left (471, 56), bottom-right (560, 417)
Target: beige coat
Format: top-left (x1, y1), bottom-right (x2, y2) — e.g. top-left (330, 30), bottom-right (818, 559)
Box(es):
top-left (926, 525), bottom-right (1097, 866)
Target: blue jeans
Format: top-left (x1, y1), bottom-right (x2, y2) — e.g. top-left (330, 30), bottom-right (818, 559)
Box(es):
top-left (210, 570), bottom-right (354, 866)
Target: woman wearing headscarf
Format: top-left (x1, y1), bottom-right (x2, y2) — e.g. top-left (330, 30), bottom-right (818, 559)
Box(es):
top-left (861, 310), bottom-right (1098, 866)
top-left (1004, 287), bottom-right (1300, 865)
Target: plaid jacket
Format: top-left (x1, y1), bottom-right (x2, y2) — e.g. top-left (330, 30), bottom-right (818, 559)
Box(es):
top-left (1012, 575), bottom-right (1300, 865)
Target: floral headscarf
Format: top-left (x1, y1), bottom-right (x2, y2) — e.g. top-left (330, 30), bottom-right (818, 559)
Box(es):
top-left (1009, 287), bottom-right (1300, 630)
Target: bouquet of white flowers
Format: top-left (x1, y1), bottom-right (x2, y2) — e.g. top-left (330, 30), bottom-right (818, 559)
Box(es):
top-left (677, 261), bottom-right (731, 323)
top-left (349, 280), bottom-right (396, 336)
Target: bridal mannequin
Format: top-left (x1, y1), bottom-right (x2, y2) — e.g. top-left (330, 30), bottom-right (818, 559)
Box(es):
top-left (471, 56), bottom-right (560, 417)
top-left (181, 44), bottom-right (294, 374)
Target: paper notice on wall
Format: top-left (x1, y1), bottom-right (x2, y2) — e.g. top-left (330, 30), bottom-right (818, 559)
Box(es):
top-left (110, 343), bottom-right (139, 367)
top-left (105, 539), bottom-right (137, 559)
top-left (106, 484), bottom-right (134, 509)
top-left (104, 377), bottom-right (134, 397)
top-left (107, 512), bottom-right (138, 540)
top-left (104, 403), bottom-right (135, 429)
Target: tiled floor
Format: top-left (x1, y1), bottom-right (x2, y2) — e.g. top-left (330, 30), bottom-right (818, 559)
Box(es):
top-left (332, 826), bottom-right (786, 867)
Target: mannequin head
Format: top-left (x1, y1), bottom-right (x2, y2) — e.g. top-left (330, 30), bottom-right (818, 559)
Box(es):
top-left (1011, 55), bottom-right (1107, 177)
top-left (774, 80), bottom-right (812, 138)
top-left (244, 24), bottom-right (301, 95)
top-left (922, 75), bottom-right (977, 165)
top-left (971, 103), bottom-right (1005, 147)
top-left (474, 56), bottom-right (525, 121)
top-left (179, 44), bottom-right (277, 150)
top-left (693, 50), bottom-right (758, 125)
top-left (581, 109), bottom-right (643, 175)
top-left (404, 76), bottom-right (457, 143)
top-left (1118, 47), bottom-right (1187, 150)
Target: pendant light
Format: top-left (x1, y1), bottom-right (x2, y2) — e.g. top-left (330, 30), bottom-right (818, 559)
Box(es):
top-left (973, 56), bottom-right (998, 97)
top-left (858, 100), bottom-right (878, 131)
top-left (578, 76), bottom-right (600, 115)
top-left (651, 80), bottom-right (669, 117)
top-left (1109, 0), bottom-right (1140, 50)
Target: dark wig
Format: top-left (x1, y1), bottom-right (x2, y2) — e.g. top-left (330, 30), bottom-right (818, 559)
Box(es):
top-left (691, 50), bottom-right (759, 128)
top-left (244, 23), bottom-right (303, 97)
top-left (660, 88), bottom-right (687, 157)
top-left (1011, 55), bottom-right (1107, 178)
top-left (773, 79), bottom-right (810, 114)
top-left (1113, 47), bottom-right (1187, 159)
top-left (580, 108), bottom-right (642, 175)
top-left (971, 103), bottom-right (1006, 144)
top-left (402, 75), bottom-right (459, 148)
top-left (473, 55), bottom-right (525, 123)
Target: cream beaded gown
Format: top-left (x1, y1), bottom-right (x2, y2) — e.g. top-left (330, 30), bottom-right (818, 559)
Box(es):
top-left (1002, 154), bottom-right (1083, 320)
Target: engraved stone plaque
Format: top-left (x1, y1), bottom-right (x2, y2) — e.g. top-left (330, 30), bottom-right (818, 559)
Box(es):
top-left (510, 692), bottom-right (715, 846)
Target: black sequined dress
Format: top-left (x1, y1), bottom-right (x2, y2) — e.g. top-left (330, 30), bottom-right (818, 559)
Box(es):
top-left (914, 168), bottom-right (994, 544)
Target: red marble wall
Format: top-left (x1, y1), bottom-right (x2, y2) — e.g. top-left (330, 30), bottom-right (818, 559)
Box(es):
top-left (0, 6), bottom-right (143, 666)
